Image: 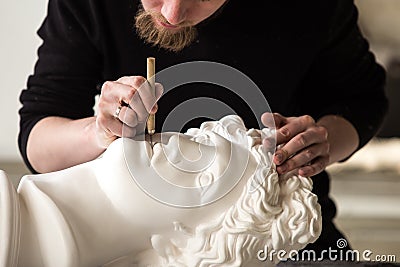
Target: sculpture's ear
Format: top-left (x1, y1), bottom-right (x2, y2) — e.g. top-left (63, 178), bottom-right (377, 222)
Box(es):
top-left (271, 175), bottom-right (322, 252)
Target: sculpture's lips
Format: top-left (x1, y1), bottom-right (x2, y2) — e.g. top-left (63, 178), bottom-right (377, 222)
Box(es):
top-left (145, 132), bottom-right (189, 146)
top-left (143, 132), bottom-right (185, 160)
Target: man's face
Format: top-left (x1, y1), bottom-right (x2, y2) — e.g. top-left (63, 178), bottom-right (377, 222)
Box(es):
top-left (135, 0), bottom-right (227, 52)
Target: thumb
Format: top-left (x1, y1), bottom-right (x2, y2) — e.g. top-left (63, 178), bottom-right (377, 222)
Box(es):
top-left (262, 112), bottom-right (287, 128)
top-left (155, 83), bottom-right (164, 100)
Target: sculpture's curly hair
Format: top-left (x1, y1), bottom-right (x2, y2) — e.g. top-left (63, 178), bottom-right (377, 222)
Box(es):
top-left (147, 120), bottom-right (322, 267)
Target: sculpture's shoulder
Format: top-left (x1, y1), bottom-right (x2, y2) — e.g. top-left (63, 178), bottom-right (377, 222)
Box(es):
top-left (0, 170), bottom-right (20, 267)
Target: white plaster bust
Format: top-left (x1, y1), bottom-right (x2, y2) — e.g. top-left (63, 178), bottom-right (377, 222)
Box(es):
top-left (0, 115), bottom-right (321, 267)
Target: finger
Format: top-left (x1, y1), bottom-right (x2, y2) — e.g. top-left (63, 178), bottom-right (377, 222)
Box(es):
top-left (298, 156), bottom-right (330, 177)
top-left (127, 121), bottom-right (146, 137)
top-left (129, 92), bottom-right (150, 123)
top-left (103, 99), bottom-right (142, 126)
top-left (121, 125), bottom-right (137, 138)
top-left (117, 76), bottom-right (164, 112)
top-left (276, 142), bottom-right (328, 174)
top-left (108, 77), bottom-right (164, 126)
top-left (148, 84), bottom-right (164, 114)
top-left (261, 112), bottom-right (287, 128)
top-left (113, 78), bottom-right (154, 122)
top-left (262, 137), bottom-right (274, 150)
top-left (114, 76), bottom-right (153, 110)
top-left (104, 113), bottom-right (137, 138)
top-left (261, 113), bottom-right (283, 152)
top-left (96, 104), bottom-right (136, 137)
top-left (261, 112), bottom-right (275, 128)
top-left (284, 126), bottom-right (328, 157)
top-left (273, 126), bottom-right (328, 165)
top-left (150, 104), bottom-right (158, 114)
top-left (117, 77), bottom-right (164, 100)
top-left (100, 115), bottom-right (123, 137)
top-left (117, 77), bottom-right (164, 113)
top-left (116, 76), bottom-right (147, 89)
top-left (137, 82), bottom-right (164, 113)
top-left (117, 106), bottom-right (138, 128)
top-left (155, 83), bottom-right (164, 99)
top-left (101, 81), bottom-right (137, 105)
top-left (274, 147), bottom-right (289, 167)
top-left (276, 115), bottom-right (315, 145)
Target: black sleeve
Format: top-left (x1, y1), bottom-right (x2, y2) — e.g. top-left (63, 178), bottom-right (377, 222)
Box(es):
top-left (296, 0), bottom-right (389, 160)
top-left (18, 0), bottom-right (103, 173)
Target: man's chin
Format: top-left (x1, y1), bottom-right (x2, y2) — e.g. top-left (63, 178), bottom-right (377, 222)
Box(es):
top-left (135, 10), bottom-right (197, 52)
top-left (148, 30), bottom-right (197, 52)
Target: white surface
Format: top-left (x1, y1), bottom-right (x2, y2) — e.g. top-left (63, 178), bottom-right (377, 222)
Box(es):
top-left (0, 0), bottom-right (48, 160)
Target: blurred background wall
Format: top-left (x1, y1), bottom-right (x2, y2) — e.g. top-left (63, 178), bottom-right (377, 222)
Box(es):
top-left (0, 0), bottom-right (48, 162)
top-left (355, 0), bottom-right (400, 138)
top-left (0, 0), bottom-right (399, 262)
top-left (330, 0), bottom-right (400, 260)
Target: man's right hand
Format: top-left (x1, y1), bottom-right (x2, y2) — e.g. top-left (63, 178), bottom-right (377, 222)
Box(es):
top-left (96, 76), bottom-right (163, 148)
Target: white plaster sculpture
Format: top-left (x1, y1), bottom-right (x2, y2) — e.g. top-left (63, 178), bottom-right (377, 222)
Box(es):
top-left (0, 115), bottom-right (322, 267)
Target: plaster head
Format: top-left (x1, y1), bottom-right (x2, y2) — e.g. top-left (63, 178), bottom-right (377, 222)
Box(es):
top-left (97, 115), bottom-right (322, 266)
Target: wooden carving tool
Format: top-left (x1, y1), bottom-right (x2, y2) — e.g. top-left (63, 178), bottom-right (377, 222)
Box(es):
top-left (146, 57), bottom-right (156, 147)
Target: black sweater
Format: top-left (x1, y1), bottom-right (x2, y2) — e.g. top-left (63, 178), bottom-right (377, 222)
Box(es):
top-left (19, 0), bottom-right (387, 234)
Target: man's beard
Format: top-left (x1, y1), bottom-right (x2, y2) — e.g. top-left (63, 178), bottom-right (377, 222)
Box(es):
top-left (134, 9), bottom-right (197, 52)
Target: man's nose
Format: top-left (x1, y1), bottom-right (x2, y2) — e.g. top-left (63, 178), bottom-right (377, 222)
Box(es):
top-left (161, 0), bottom-right (188, 25)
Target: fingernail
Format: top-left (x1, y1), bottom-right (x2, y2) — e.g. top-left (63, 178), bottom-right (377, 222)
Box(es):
top-left (281, 128), bottom-right (290, 137)
top-left (275, 153), bottom-right (282, 163)
top-left (278, 164), bottom-right (287, 173)
top-left (299, 168), bottom-right (308, 176)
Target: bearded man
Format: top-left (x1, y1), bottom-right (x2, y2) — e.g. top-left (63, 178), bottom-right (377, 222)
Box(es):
top-left (18, 0), bottom-right (388, 263)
